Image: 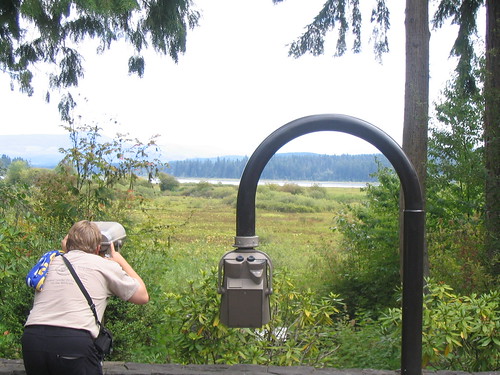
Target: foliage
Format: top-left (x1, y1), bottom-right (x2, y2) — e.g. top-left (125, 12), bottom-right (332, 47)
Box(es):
top-left (0, 154), bottom-right (12, 175)
top-left (426, 69), bottom-right (495, 292)
top-left (324, 65), bottom-right (494, 318)
top-left (4, 160), bottom-right (30, 185)
top-left (27, 167), bottom-right (79, 229)
top-left (381, 280), bottom-right (499, 371)
top-left (0, 197), bottom-right (55, 359)
top-left (329, 313), bottom-right (400, 369)
top-left (432, 0), bottom-right (483, 94)
top-left (158, 172), bottom-right (179, 192)
top-left (0, 170), bottom-right (155, 360)
top-left (262, 273), bottom-right (343, 367)
top-left (430, 0), bottom-right (499, 283)
top-left (278, 183), bottom-right (305, 195)
top-left (428, 66), bottom-right (484, 219)
top-left (58, 121), bottom-right (166, 219)
top-left (104, 290), bottom-right (165, 362)
top-left (163, 268), bottom-right (234, 364)
top-left (0, 155), bottom-right (36, 178)
top-left (0, 147), bottom-right (497, 371)
top-left (0, 179), bottom-right (31, 227)
top-left (272, 0), bottom-right (390, 60)
top-left (179, 181), bottom-right (216, 198)
top-left (330, 163), bottom-right (401, 315)
top-left (257, 188), bottom-right (333, 213)
top-left (1, 0), bottom-right (200, 96)
top-left (162, 268), bottom-right (344, 367)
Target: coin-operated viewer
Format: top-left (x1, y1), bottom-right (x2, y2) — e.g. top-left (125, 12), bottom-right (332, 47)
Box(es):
top-left (218, 236), bottom-right (272, 328)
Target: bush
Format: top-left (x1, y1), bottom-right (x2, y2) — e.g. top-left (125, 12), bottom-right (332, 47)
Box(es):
top-left (162, 268), bottom-right (345, 367)
top-left (209, 185), bottom-right (237, 200)
top-left (256, 188), bottom-right (337, 213)
top-left (181, 181), bottom-right (214, 198)
top-left (428, 218), bottom-right (493, 293)
top-left (330, 315), bottom-right (400, 369)
top-left (330, 166), bottom-right (400, 315)
top-left (0, 216), bottom-right (56, 359)
top-left (381, 280), bottom-right (499, 371)
top-left (279, 183), bottom-right (304, 195)
top-left (158, 172), bottom-right (180, 192)
top-left (306, 184), bottom-right (328, 199)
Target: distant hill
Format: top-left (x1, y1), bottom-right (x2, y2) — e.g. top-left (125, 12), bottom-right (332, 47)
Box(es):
top-left (167, 153), bottom-right (391, 182)
top-left (0, 134), bottom-right (391, 181)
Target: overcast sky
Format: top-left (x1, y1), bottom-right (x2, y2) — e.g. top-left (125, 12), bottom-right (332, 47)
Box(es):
top-left (1, 0), bottom-right (469, 160)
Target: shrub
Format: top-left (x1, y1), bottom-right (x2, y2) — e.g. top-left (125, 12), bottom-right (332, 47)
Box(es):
top-left (162, 268), bottom-right (345, 367)
top-left (0, 216), bottom-right (56, 359)
top-left (428, 218), bottom-right (493, 293)
top-left (330, 166), bottom-right (400, 315)
top-left (330, 315), bottom-right (400, 369)
top-left (381, 280), bottom-right (499, 371)
top-left (209, 185), bottom-right (238, 200)
top-left (306, 184), bottom-right (328, 199)
top-left (181, 181), bottom-right (214, 197)
top-left (158, 172), bottom-right (180, 192)
top-left (279, 183), bottom-right (304, 195)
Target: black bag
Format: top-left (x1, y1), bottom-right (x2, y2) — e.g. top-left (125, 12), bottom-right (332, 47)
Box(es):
top-left (94, 326), bottom-right (113, 356)
top-left (61, 255), bottom-right (114, 358)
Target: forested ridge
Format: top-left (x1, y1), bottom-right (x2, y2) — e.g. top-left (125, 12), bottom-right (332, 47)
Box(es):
top-left (167, 153), bottom-right (390, 181)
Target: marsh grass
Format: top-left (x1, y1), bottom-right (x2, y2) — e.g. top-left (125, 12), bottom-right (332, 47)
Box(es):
top-left (122, 182), bottom-right (365, 292)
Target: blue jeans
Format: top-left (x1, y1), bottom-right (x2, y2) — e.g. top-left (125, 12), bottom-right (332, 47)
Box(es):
top-left (22, 325), bottom-right (102, 375)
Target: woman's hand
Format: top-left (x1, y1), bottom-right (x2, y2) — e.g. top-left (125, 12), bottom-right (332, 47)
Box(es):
top-left (108, 242), bottom-right (117, 258)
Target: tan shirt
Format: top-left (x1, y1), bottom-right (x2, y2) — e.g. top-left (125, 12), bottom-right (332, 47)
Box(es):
top-left (25, 250), bottom-right (139, 338)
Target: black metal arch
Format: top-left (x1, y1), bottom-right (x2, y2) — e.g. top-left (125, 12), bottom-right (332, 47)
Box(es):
top-left (235, 114), bottom-right (424, 375)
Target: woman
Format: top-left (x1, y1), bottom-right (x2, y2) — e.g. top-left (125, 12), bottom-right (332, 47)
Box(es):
top-left (22, 220), bottom-right (149, 375)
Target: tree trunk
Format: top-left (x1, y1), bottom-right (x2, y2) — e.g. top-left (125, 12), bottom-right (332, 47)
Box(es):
top-left (484, 0), bottom-right (500, 275)
top-left (402, 0), bottom-right (430, 278)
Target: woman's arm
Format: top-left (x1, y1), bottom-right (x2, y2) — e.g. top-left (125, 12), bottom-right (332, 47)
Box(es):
top-left (108, 243), bottom-right (149, 305)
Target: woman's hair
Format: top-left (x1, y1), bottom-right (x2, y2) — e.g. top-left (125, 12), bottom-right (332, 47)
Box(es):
top-left (66, 220), bottom-right (102, 254)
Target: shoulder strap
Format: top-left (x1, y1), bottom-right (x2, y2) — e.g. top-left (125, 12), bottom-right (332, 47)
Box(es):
top-left (61, 254), bottom-right (102, 328)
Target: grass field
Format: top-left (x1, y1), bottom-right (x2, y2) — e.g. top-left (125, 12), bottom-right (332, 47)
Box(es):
top-left (123, 183), bottom-right (365, 293)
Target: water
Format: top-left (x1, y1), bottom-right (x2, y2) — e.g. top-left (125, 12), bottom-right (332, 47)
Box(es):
top-left (176, 177), bottom-right (372, 188)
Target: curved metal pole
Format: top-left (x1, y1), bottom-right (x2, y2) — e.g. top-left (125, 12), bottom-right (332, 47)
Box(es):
top-left (236, 114), bottom-right (424, 375)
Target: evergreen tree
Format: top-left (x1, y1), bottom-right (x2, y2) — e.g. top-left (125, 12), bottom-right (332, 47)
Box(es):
top-left (1, 0), bottom-right (199, 99)
top-left (167, 154), bottom-right (389, 182)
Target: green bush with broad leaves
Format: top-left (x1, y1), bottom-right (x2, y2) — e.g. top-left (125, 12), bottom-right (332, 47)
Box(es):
top-left (381, 280), bottom-right (499, 371)
top-left (162, 268), bottom-right (345, 367)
